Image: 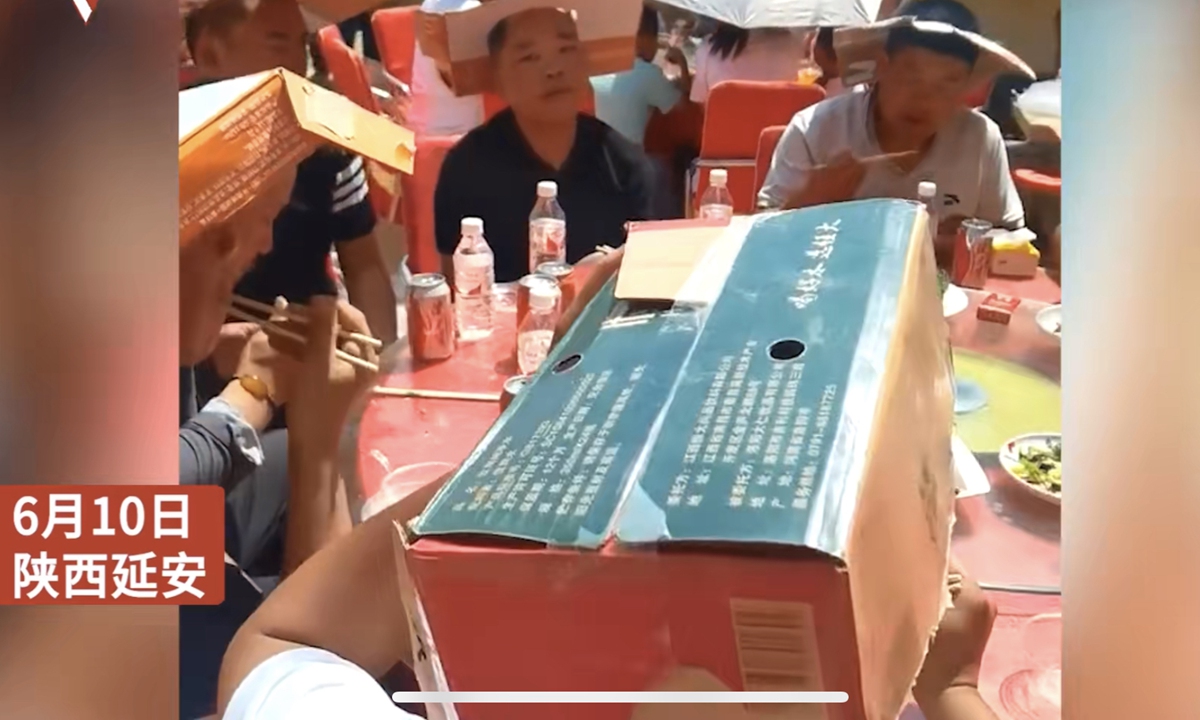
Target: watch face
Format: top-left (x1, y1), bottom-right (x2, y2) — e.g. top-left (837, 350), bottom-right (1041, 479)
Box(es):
top-left (238, 375), bottom-right (271, 402)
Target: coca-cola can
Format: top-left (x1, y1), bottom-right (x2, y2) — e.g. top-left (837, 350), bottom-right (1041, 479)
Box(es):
top-left (516, 273), bottom-right (558, 330)
top-left (535, 261), bottom-right (575, 312)
top-left (407, 273), bottom-right (455, 361)
top-left (952, 219), bottom-right (994, 289)
top-left (500, 375), bottom-right (533, 412)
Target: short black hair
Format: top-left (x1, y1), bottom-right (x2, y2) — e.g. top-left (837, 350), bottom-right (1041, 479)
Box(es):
top-left (486, 17), bottom-right (509, 57)
top-left (709, 22), bottom-right (749, 60)
top-left (638, 6), bottom-right (659, 38)
top-left (182, 0), bottom-right (251, 58)
top-left (886, 0), bottom-right (981, 67)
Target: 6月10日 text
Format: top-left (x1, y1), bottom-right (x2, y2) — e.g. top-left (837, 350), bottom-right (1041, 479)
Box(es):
top-left (0, 486), bottom-right (225, 606)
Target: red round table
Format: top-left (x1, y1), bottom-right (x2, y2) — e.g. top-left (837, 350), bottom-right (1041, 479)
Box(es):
top-left (357, 271), bottom-right (1063, 720)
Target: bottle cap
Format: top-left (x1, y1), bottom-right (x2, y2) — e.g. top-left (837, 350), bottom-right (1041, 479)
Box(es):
top-left (536, 181), bottom-right (558, 198)
top-left (709, 169), bottom-right (728, 186)
top-left (461, 217), bottom-right (484, 234)
top-left (917, 181), bottom-right (937, 199)
top-left (529, 282), bottom-right (560, 310)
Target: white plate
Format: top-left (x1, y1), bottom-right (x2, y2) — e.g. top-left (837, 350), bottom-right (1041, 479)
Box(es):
top-left (943, 284), bottom-right (969, 318)
top-left (999, 432), bottom-right (1062, 506)
top-left (1036, 304), bottom-right (1061, 340)
top-left (952, 433), bottom-right (990, 498)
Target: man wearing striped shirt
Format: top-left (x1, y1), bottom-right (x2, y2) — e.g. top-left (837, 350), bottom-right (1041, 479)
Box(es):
top-left (184, 0), bottom-right (398, 345)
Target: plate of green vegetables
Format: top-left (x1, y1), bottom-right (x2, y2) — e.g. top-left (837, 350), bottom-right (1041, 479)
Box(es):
top-left (999, 433), bottom-right (1062, 506)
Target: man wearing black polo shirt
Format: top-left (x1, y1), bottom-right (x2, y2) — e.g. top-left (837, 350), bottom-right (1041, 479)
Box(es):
top-left (185, 0), bottom-right (398, 344)
top-left (434, 7), bottom-right (659, 283)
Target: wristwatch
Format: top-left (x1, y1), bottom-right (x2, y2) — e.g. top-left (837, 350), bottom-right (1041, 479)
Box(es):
top-left (235, 374), bottom-right (277, 413)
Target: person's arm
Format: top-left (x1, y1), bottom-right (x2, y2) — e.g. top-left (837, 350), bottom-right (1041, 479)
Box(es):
top-left (277, 299), bottom-right (376, 577)
top-left (661, 47), bottom-right (692, 103)
top-left (337, 234), bottom-right (398, 345)
top-left (218, 475), bottom-right (442, 714)
top-left (975, 120), bottom-right (1026, 230)
top-left (913, 559), bottom-right (1002, 720)
top-left (179, 381), bottom-right (273, 487)
top-left (325, 154), bottom-right (399, 345)
top-left (757, 113), bottom-right (818, 210)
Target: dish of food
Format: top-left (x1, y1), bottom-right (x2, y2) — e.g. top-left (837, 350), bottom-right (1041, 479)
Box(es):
top-left (1035, 304), bottom-right (1061, 339)
top-left (999, 433), bottom-right (1061, 506)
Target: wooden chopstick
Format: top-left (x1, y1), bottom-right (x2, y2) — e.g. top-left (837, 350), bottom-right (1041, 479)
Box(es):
top-left (813, 150), bottom-right (920, 171)
top-left (227, 306), bottom-right (379, 372)
top-left (231, 295), bottom-right (384, 350)
top-left (371, 386), bottom-right (501, 402)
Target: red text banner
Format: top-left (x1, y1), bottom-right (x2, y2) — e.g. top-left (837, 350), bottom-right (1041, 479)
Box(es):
top-left (0, 486), bottom-right (224, 605)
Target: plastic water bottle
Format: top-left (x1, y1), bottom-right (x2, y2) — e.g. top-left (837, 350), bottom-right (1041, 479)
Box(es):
top-left (698, 168), bottom-right (734, 222)
top-left (516, 280), bottom-right (561, 375)
top-left (918, 181), bottom-right (940, 235)
top-left (452, 217), bottom-right (495, 341)
top-left (529, 180), bottom-right (567, 272)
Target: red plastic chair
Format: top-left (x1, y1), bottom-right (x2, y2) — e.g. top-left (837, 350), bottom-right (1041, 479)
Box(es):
top-left (753, 125), bottom-right (787, 203)
top-left (690, 81), bottom-right (825, 215)
top-left (400, 135), bottom-right (461, 275)
top-left (481, 83), bottom-right (596, 121)
top-left (316, 25), bottom-right (402, 223)
top-left (372, 7), bottom-right (417, 86)
top-left (1013, 168), bottom-right (1061, 196)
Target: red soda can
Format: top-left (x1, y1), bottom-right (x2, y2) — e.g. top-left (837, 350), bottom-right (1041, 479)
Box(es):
top-left (499, 374), bottom-right (533, 412)
top-left (516, 273), bottom-right (558, 330)
top-left (407, 273), bottom-right (455, 361)
top-left (535, 261), bottom-right (575, 312)
top-left (952, 218), bottom-right (994, 289)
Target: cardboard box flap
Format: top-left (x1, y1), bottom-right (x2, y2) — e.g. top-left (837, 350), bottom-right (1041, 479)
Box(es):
top-left (416, 0), bottom-right (641, 96)
top-left (413, 201), bottom-right (944, 564)
top-left (279, 71), bottom-right (415, 172)
top-left (179, 71), bottom-right (269, 140)
top-left (179, 69), bottom-right (414, 246)
top-left (613, 224), bottom-right (727, 303)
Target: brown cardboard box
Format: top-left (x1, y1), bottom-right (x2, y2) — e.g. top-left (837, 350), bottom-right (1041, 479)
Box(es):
top-left (415, 0), bottom-right (641, 97)
top-left (179, 68), bottom-right (414, 246)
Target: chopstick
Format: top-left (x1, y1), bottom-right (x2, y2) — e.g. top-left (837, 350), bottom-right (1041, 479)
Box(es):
top-left (232, 295), bottom-right (384, 350)
top-left (227, 306), bottom-right (379, 373)
top-left (371, 386), bottom-right (501, 402)
top-left (813, 150), bottom-right (920, 171)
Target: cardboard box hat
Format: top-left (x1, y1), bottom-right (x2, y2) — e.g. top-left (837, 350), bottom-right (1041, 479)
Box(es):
top-left (416, 0), bottom-right (642, 97)
top-left (179, 68), bottom-right (414, 246)
top-left (180, 0), bottom-right (394, 28)
top-left (835, 16), bottom-right (1035, 90)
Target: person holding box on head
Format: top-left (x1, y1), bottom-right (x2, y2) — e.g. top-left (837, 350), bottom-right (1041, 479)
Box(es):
top-left (432, 3), bottom-right (659, 284)
top-left (758, 0), bottom-right (1032, 257)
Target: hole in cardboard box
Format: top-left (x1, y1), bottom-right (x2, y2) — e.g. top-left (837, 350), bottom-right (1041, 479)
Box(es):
top-left (768, 339), bottom-right (806, 361)
top-left (553, 354), bottom-right (582, 373)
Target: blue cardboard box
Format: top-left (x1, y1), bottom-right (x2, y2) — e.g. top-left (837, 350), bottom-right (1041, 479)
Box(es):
top-left (399, 200), bottom-right (956, 720)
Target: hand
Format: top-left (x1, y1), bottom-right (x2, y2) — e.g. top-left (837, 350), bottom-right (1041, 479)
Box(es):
top-left (553, 247), bottom-right (625, 347)
top-left (787, 152), bottom-right (866, 209)
top-left (287, 297), bottom-right (380, 446)
top-left (664, 46), bottom-right (688, 70)
top-left (232, 327), bottom-right (301, 407)
top-left (913, 558), bottom-right (998, 709)
top-left (211, 323), bottom-right (259, 378)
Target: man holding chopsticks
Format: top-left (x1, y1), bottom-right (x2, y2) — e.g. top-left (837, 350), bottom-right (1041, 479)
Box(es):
top-left (182, 0), bottom-right (399, 349)
top-left (758, 0), bottom-right (1029, 247)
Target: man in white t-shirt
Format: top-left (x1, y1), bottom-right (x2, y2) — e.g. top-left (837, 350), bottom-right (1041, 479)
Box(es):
top-left (407, 0), bottom-right (485, 136)
top-left (758, 0), bottom-right (1024, 239)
